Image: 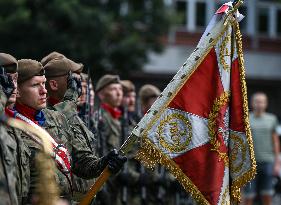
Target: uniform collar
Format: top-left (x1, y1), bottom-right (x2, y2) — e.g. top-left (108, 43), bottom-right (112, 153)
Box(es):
top-left (14, 102), bottom-right (46, 126)
top-left (101, 103), bottom-right (122, 119)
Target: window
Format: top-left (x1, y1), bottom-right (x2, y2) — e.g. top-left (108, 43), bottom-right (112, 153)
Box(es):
top-left (196, 2), bottom-right (206, 27)
top-left (175, 1), bottom-right (187, 26)
top-left (258, 7), bottom-right (269, 33)
top-left (277, 9), bottom-right (281, 35)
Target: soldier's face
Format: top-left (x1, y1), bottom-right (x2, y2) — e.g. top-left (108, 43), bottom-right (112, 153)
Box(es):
top-left (17, 76), bottom-right (48, 110)
top-left (7, 72), bottom-right (18, 106)
top-left (123, 91), bottom-right (136, 112)
top-left (47, 75), bottom-right (68, 101)
top-left (99, 83), bottom-right (123, 108)
top-left (78, 81), bottom-right (87, 105)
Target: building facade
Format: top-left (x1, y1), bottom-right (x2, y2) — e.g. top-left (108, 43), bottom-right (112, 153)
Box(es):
top-left (131, 0), bottom-right (281, 118)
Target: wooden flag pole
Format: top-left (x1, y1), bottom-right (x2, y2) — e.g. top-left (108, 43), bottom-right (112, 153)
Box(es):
top-left (79, 167), bottom-right (111, 205)
top-left (79, 133), bottom-right (139, 205)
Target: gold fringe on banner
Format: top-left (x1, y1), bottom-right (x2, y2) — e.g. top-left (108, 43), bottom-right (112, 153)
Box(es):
top-left (229, 20), bottom-right (256, 203)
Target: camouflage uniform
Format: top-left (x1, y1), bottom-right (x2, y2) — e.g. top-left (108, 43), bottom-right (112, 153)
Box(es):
top-left (15, 59), bottom-right (110, 203)
top-left (49, 99), bottom-right (97, 200)
top-left (43, 57), bottom-right (98, 200)
top-left (0, 53), bottom-right (31, 205)
top-left (95, 75), bottom-right (124, 205)
top-left (0, 88), bottom-right (18, 205)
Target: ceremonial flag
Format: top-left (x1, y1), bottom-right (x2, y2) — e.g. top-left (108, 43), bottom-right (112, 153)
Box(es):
top-left (132, 2), bottom-right (256, 204)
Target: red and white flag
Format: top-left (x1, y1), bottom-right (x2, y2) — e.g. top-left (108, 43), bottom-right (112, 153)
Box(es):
top-left (133, 2), bottom-right (256, 205)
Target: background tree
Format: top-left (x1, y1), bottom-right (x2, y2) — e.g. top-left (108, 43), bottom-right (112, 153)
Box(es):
top-left (0, 0), bottom-right (173, 80)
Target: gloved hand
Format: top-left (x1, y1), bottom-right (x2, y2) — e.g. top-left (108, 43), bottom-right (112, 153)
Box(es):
top-left (105, 149), bottom-right (127, 174)
top-left (0, 67), bottom-right (14, 99)
top-left (67, 72), bottom-right (82, 95)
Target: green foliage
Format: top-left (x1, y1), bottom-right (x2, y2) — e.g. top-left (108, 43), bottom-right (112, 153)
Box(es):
top-left (0, 0), bottom-right (173, 79)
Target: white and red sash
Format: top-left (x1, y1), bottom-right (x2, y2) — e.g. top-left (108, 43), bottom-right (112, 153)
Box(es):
top-left (14, 112), bottom-right (72, 179)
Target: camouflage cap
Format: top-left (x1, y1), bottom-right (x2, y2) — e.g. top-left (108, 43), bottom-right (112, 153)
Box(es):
top-left (139, 84), bottom-right (161, 103)
top-left (41, 51), bottom-right (65, 66)
top-left (0, 53), bottom-right (18, 73)
top-left (96, 74), bottom-right (120, 93)
top-left (121, 80), bottom-right (135, 95)
top-left (44, 58), bottom-right (84, 78)
top-left (18, 59), bottom-right (44, 84)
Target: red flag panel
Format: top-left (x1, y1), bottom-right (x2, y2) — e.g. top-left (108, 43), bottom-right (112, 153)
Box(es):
top-left (230, 58), bottom-right (245, 132)
top-left (169, 48), bottom-right (224, 118)
top-left (173, 143), bottom-right (225, 205)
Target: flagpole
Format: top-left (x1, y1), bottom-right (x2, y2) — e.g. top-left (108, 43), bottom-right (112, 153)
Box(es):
top-left (79, 1), bottom-right (245, 204)
top-left (79, 134), bottom-right (138, 205)
top-left (224, 0), bottom-right (244, 26)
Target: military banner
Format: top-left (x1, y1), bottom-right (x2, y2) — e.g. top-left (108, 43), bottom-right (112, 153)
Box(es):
top-left (133, 1), bottom-right (256, 204)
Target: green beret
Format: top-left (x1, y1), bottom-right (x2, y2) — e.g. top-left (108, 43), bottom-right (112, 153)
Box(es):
top-left (121, 80), bottom-right (135, 95)
top-left (18, 59), bottom-right (44, 84)
top-left (96, 74), bottom-right (120, 93)
top-left (0, 53), bottom-right (18, 73)
top-left (139, 84), bottom-right (160, 103)
top-left (44, 58), bottom-right (83, 78)
top-left (41, 51), bottom-right (65, 66)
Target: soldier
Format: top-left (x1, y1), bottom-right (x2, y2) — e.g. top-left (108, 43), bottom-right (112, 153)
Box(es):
top-left (14, 59), bottom-right (126, 203)
top-left (78, 73), bottom-right (95, 129)
top-left (0, 54), bottom-right (20, 205)
top-left (95, 74), bottom-right (124, 205)
top-left (43, 56), bottom-right (101, 201)
top-left (120, 80), bottom-right (140, 131)
top-left (138, 84), bottom-right (161, 115)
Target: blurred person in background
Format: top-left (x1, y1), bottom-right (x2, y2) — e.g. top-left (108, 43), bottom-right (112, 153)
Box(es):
top-left (243, 92), bottom-right (280, 205)
top-left (138, 84), bottom-right (161, 115)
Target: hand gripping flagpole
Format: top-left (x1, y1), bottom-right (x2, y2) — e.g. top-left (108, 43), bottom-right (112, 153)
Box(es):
top-left (79, 1), bottom-right (245, 205)
top-left (0, 115), bottom-right (60, 205)
top-left (79, 134), bottom-right (138, 205)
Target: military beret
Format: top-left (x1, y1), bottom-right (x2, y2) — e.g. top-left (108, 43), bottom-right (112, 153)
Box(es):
top-left (18, 59), bottom-right (44, 84)
top-left (44, 58), bottom-right (83, 78)
top-left (139, 84), bottom-right (161, 103)
top-left (96, 74), bottom-right (121, 93)
top-left (0, 53), bottom-right (18, 73)
top-left (41, 51), bottom-right (65, 66)
top-left (121, 80), bottom-right (135, 94)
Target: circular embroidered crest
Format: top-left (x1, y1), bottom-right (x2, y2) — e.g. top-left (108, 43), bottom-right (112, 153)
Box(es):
top-left (157, 112), bottom-right (192, 153)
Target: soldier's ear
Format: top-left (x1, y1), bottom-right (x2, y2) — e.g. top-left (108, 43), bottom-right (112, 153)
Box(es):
top-left (97, 90), bottom-right (104, 101)
top-left (48, 79), bottom-right (58, 91)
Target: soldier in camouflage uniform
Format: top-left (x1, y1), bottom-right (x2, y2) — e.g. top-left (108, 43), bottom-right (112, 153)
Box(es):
top-left (0, 54), bottom-right (20, 205)
top-left (95, 75), bottom-right (124, 205)
top-left (43, 56), bottom-right (100, 201)
top-left (14, 59), bottom-right (126, 204)
top-left (78, 73), bottom-right (95, 125)
top-left (0, 53), bottom-right (36, 205)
